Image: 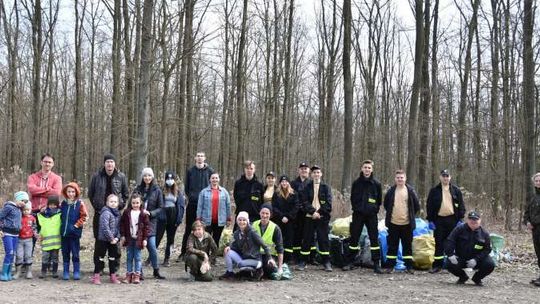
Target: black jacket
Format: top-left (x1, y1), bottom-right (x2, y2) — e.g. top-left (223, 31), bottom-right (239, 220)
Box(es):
top-left (524, 188), bottom-right (540, 226)
top-left (383, 184), bottom-right (420, 229)
top-left (445, 223), bottom-right (491, 262)
top-left (88, 168), bottom-right (129, 212)
top-left (302, 181), bottom-right (332, 220)
top-left (135, 182), bottom-right (164, 236)
top-left (272, 192), bottom-right (300, 223)
top-left (350, 174), bottom-right (382, 215)
top-left (233, 175), bottom-right (264, 220)
top-left (185, 164), bottom-right (214, 202)
top-left (426, 183), bottom-right (466, 222)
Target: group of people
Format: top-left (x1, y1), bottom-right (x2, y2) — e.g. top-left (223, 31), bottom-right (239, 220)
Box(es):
top-left (1, 152), bottom-right (540, 287)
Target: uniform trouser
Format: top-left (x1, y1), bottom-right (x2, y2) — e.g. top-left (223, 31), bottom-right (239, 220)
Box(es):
top-left (181, 200), bottom-right (197, 256)
top-left (447, 256), bottom-right (495, 281)
top-left (300, 218), bottom-right (330, 263)
top-left (385, 223), bottom-right (413, 268)
top-left (433, 215), bottom-right (458, 268)
top-left (2, 235), bottom-right (18, 265)
top-left (278, 221), bottom-right (295, 262)
top-left (348, 211), bottom-right (380, 263)
top-left (533, 227), bottom-right (540, 269)
top-left (293, 213), bottom-right (305, 258)
top-left (16, 238), bottom-right (33, 265)
top-left (156, 207), bottom-right (179, 260)
top-left (205, 223), bottom-right (224, 248)
top-left (93, 240), bottom-right (120, 274)
top-left (185, 253), bottom-right (213, 281)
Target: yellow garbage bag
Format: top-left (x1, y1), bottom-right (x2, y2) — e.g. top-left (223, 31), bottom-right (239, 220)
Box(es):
top-left (331, 216), bottom-right (352, 237)
top-left (412, 234), bottom-right (435, 270)
top-left (218, 227), bottom-right (234, 256)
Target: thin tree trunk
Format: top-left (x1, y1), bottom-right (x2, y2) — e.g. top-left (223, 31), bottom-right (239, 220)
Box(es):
top-left (342, 0), bottom-right (352, 193)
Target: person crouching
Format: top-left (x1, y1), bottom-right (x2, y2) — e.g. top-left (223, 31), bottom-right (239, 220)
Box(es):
top-left (185, 220), bottom-right (217, 281)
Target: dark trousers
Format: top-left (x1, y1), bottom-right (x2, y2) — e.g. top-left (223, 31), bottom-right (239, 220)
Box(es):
top-left (61, 237), bottom-right (80, 264)
top-left (278, 221), bottom-right (295, 262)
top-left (156, 207), bottom-right (179, 260)
top-left (533, 227), bottom-right (540, 269)
top-left (348, 211), bottom-right (380, 263)
top-left (93, 240), bottom-right (121, 274)
top-left (433, 215), bottom-right (458, 268)
top-left (385, 223), bottom-right (413, 268)
top-left (181, 200), bottom-right (197, 256)
top-left (300, 218), bottom-right (330, 263)
top-left (293, 212), bottom-right (305, 256)
top-left (447, 256), bottom-right (495, 281)
top-left (205, 223), bottom-right (224, 247)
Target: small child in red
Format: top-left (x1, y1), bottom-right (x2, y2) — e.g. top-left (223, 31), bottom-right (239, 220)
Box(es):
top-left (15, 202), bottom-right (38, 279)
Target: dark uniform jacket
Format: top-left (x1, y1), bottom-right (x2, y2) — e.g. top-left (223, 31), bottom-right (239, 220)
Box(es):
top-left (445, 223), bottom-right (491, 262)
top-left (302, 181), bottom-right (332, 221)
top-left (524, 188), bottom-right (540, 226)
top-left (351, 174), bottom-right (382, 216)
top-left (233, 175), bottom-right (264, 220)
top-left (383, 184), bottom-right (420, 229)
top-left (273, 192), bottom-right (300, 222)
top-left (426, 183), bottom-right (466, 222)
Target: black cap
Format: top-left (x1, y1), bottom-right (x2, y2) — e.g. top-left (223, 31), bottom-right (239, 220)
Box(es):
top-left (468, 211), bottom-right (480, 220)
top-left (165, 171), bottom-right (176, 180)
top-left (440, 169), bottom-right (450, 176)
top-left (279, 175), bottom-right (289, 183)
top-left (311, 165), bottom-right (321, 171)
top-left (104, 153), bottom-right (116, 163)
top-left (266, 171), bottom-right (276, 177)
top-left (260, 203), bottom-right (273, 213)
top-left (298, 162), bottom-right (309, 168)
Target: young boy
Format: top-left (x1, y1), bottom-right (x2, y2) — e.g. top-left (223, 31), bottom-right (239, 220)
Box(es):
top-left (60, 182), bottom-right (88, 280)
top-left (0, 191), bottom-right (28, 281)
top-left (15, 202), bottom-right (38, 279)
top-left (37, 195), bottom-right (62, 278)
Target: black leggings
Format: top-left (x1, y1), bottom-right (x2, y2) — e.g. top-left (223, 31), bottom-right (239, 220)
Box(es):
top-left (94, 240), bottom-right (120, 274)
top-left (181, 201), bottom-right (197, 256)
top-left (156, 207), bottom-right (179, 260)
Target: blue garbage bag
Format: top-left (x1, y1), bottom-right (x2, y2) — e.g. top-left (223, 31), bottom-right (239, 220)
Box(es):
top-left (379, 230), bottom-right (405, 270)
top-left (413, 218), bottom-right (430, 237)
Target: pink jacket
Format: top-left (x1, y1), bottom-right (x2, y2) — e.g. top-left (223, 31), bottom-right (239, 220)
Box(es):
top-left (27, 171), bottom-right (62, 212)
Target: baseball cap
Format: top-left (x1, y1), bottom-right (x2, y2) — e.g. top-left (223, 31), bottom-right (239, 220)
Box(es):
top-left (467, 211), bottom-right (480, 220)
top-left (440, 169), bottom-right (450, 176)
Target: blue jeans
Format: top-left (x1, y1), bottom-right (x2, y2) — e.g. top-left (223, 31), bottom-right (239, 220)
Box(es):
top-left (224, 249), bottom-right (261, 272)
top-left (127, 239), bottom-right (142, 273)
top-left (147, 236), bottom-right (159, 269)
top-left (2, 235), bottom-right (19, 265)
top-left (61, 237), bottom-right (80, 264)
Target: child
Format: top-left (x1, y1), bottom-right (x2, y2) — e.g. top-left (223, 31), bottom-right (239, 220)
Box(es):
top-left (92, 194), bottom-right (122, 284)
top-left (38, 195), bottom-right (62, 278)
top-left (0, 191), bottom-right (27, 281)
top-left (15, 201), bottom-right (38, 279)
top-left (185, 220), bottom-right (217, 282)
top-left (120, 192), bottom-right (149, 284)
top-left (60, 182), bottom-right (88, 280)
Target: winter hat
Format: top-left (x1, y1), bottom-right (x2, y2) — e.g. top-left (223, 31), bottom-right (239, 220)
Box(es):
top-left (47, 195), bottom-right (60, 207)
top-left (279, 175), bottom-right (289, 183)
top-left (260, 203), bottom-right (273, 214)
top-left (62, 182), bottom-right (81, 199)
top-left (165, 171), bottom-right (176, 180)
top-left (236, 211), bottom-right (250, 224)
top-left (141, 167), bottom-right (155, 179)
top-left (14, 191), bottom-right (29, 202)
top-left (103, 153), bottom-right (116, 163)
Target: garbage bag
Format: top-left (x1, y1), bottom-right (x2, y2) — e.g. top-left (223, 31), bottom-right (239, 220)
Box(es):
top-left (379, 230), bottom-right (405, 270)
top-left (413, 218), bottom-right (430, 237)
top-left (331, 216), bottom-right (352, 237)
top-left (489, 233), bottom-right (505, 265)
top-left (412, 234), bottom-right (435, 270)
top-left (329, 234), bottom-right (350, 267)
top-left (218, 227), bottom-right (233, 256)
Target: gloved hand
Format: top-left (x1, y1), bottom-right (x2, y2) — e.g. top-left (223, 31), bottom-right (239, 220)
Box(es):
top-left (466, 259), bottom-right (477, 268)
top-left (428, 221), bottom-right (436, 230)
top-left (448, 255), bottom-right (458, 265)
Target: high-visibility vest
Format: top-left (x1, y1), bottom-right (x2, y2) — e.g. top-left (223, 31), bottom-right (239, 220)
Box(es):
top-left (252, 220), bottom-right (277, 256)
top-left (38, 213), bottom-right (62, 251)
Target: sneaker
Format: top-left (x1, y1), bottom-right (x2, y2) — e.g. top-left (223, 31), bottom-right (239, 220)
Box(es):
top-left (323, 262), bottom-right (333, 272)
top-left (219, 271), bottom-right (235, 281)
top-left (91, 273), bottom-right (101, 285)
top-left (456, 276), bottom-right (469, 284)
top-left (296, 262), bottom-right (306, 271)
top-left (110, 273), bottom-right (121, 284)
top-left (429, 267), bottom-right (442, 274)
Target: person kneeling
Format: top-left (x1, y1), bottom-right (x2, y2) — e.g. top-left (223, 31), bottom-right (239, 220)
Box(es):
top-left (252, 204), bottom-right (284, 279)
top-left (185, 220), bottom-right (217, 281)
top-left (220, 212), bottom-right (275, 281)
top-left (445, 211), bottom-right (495, 286)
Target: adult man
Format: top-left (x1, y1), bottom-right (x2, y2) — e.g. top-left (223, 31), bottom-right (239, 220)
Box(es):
top-left (383, 169), bottom-right (420, 274)
top-left (524, 172), bottom-right (540, 286)
top-left (27, 153), bottom-right (63, 214)
top-left (344, 160), bottom-right (382, 273)
top-left (297, 165), bottom-right (332, 272)
top-left (233, 160), bottom-right (263, 225)
top-left (426, 169), bottom-right (466, 273)
top-left (252, 204), bottom-right (284, 278)
top-left (445, 211), bottom-right (495, 286)
top-left (290, 162), bottom-right (312, 263)
top-left (180, 152), bottom-right (214, 260)
top-left (88, 154), bottom-right (129, 239)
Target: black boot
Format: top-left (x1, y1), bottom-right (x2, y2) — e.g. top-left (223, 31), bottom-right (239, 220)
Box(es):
top-left (39, 263), bottom-right (47, 279)
top-left (51, 262), bottom-right (59, 278)
top-left (153, 268), bottom-right (165, 279)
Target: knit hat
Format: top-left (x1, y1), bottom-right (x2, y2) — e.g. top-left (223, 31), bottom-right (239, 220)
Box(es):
top-left (141, 167), bottom-right (155, 179)
top-left (103, 153), bottom-right (116, 163)
top-left (62, 182), bottom-right (81, 199)
top-left (47, 195), bottom-right (60, 207)
top-left (279, 175), bottom-right (289, 183)
top-left (165, 171), bottom-right (176, 180)
top-left (14, 191), bottom-right (29, 202)
top-left (236, 211), bottom-right (250, 224)
top-left (260, 203), bottom-right (273, 214)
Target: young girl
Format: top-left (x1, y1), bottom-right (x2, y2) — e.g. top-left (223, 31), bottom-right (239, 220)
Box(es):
top-left (38, 195), bottom-right (62, 279)
top-left (60, 182), bottom-right (88, 280)
top-left (120, 192), bottom-right (150, 284)
top-left (185, 220), bottom-right (217, 281)
top-left (0, 191), bottom-right (27, 281)
top-left (15, 202), bottom-right (37, 279)
top-left (92, 194), bottom-right (122, 284)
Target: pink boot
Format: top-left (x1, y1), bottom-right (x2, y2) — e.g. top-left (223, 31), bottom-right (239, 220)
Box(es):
top-left (91, 273), bottom-right (101, 285)
top-left (110, 273), bottom-right (121, 284)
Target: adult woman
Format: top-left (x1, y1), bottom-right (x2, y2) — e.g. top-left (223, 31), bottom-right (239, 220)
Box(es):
top-left (156, 171), bottom-right (185, 267)
top-left (525, 172), bottom-right (540, 286)
top-left (263, 172), bottom-right (278, 204)
top-left (135, 167), bottom-right (165, 279)
top-left (272, 175), bottom-right (299, 263)
top-left (196, 172), bottom-right (231, 247)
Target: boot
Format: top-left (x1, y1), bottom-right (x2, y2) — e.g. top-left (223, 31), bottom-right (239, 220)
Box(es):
top-left (153, 268), bottom-right (166, 279)
top-left (162, 258), bottom-right (170, 267)
top-left (51, 262), bottom-right (59, 278)
top-left (122, 272), bottom-right (132, 284)
top-left (132, 272), bottom-right (141, 284)
top-left (110, 273), bottom-right (121, 284)
top-left (72, 262), bottom-right (80, 280)
top-left (63, 262), bottom-right (70, 280)
top-left (0, 263), bottom-right (9, 281)
top-left (39, 263), bottom-right (47, 279)
top-left (373, 262), bottom-right (382, 274)
top-left (13, 264), bottom-right (22, 280)
top-left (6, 264), bottom-right (13, 281)
top-left (25, 264), bottom-right (33, 279)
top-left (91, 273), bottom-right (101, 285)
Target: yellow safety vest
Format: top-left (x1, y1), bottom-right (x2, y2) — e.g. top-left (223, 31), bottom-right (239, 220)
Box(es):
top-left (37, 213), bottom-right (62, 251)
top-left (252, 220), bottom-right (277, 256)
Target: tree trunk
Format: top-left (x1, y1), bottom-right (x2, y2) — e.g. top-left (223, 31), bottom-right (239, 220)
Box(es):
top-left (341, 0), bottom-right (352, 193)
top-left (418, 0), bottom-right (431, 200)
top-left (235, 0), bottom-right (249, 171)
top-left (110, 0), bottom-right (122, 157)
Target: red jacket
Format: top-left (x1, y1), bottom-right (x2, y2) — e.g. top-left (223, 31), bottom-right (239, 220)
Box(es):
top-left (19, 214), bottom-right (37, 239)
top-left (120, 208), bottom-right (150, 249)
top-left (27, 171), bottom-right (62, 212)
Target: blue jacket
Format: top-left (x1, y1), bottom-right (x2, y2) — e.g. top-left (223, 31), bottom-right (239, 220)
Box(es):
top-left (61, 200), bottom-right (83, 238)
top-left (0, 201), bottom-right (22, 235)
top-left (197, 186), bottom-right (231, 227)
top-left (98, 206), bottom-right (120, 242)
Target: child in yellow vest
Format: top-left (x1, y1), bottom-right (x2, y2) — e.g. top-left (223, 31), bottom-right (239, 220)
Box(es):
top-left (37, 195), bottom-right (62, 278)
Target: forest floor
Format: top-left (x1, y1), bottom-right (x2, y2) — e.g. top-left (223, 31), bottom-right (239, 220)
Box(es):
top-left (1, 217), bottom-right (539, 304)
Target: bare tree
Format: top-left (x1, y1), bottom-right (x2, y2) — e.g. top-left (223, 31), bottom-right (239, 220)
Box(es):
top-left (341, 0), bottom-right (352, 193)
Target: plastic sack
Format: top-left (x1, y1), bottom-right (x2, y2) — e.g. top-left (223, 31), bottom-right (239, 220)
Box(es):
top-left (331, 216), bottom-right (352, 237)
top-left (412, 234), bottom-right (435, 270)
top-left (489, 233), bottom-right (505, 265)
top-left (413, 218), bottom-right (430, 237)
top-left (218, 227), bottom-right (233, 256)
top-left (329, 234), bottom-right (350, 267)
top-left (378, 230), bottom-right (405, 270)
top-left (270, 263), bottom-right (292, 280)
